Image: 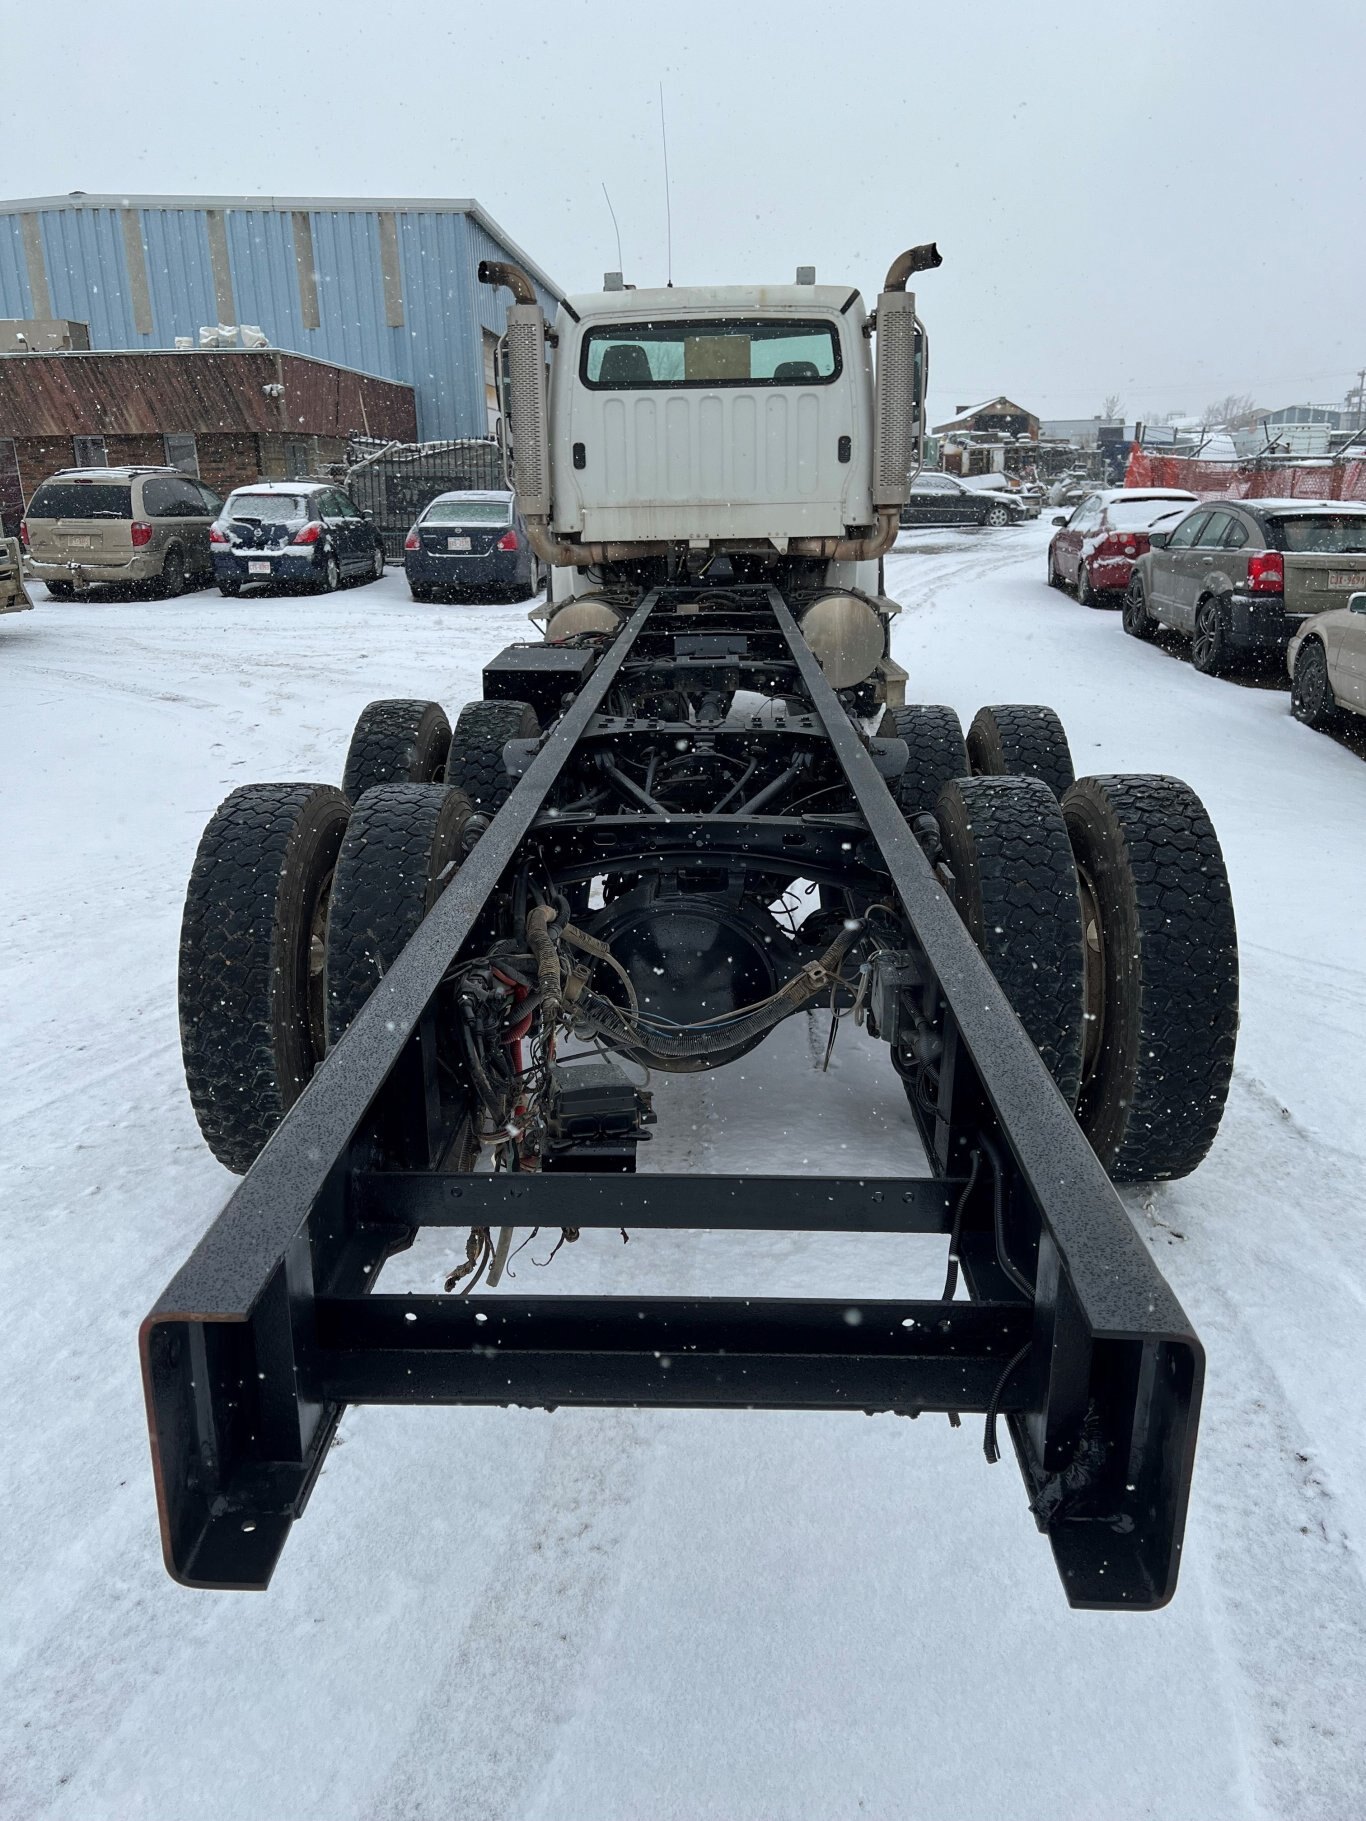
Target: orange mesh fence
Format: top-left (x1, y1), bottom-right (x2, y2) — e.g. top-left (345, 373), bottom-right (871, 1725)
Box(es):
top-left (1124, 446), bottom-right (1366, 504)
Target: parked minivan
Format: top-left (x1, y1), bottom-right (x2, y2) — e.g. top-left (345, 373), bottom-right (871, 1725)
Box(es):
top-left (22, 467), bottom-right (222, 598)
top-left (1123, 499), bottom-right (1366, 675)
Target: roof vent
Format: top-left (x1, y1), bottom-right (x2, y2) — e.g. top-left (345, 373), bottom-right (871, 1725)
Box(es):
top-left (603, 271), bottom-right (625, 291)
top-left (796, 265), bottom-right (816, 285)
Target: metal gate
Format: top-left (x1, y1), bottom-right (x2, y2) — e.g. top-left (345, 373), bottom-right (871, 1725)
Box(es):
top-left (346, 438), bottom-right (506, 558)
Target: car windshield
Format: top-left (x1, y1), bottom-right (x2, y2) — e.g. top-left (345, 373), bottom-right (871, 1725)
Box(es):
top-left (1107, 498), bottom-right (1196, 529)
top-left (423, 501), bottom-right (511, 525)
top-left (1266, 515), bottom-right (1366, 553)
top-left (582, 318), bottom-right (841, 388)
top-left (26, 482), bottom-right (132, 519)
top-left (228, 493), bottom-right (311, 521)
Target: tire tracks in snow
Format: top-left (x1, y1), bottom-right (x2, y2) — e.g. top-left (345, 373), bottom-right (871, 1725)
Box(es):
top-left (355, 1074), bottom-right (720, 1821)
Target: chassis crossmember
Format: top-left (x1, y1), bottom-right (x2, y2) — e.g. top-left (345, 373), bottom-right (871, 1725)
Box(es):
top-left (143, 586), bottom-right (1203, 1608)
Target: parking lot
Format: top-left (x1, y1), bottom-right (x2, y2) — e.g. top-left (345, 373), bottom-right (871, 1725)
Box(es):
top-left (3, 518), bottom-right (1364, 1819)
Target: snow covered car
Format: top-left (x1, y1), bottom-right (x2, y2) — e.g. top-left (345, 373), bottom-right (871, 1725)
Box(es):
top-left (962, 473), bottom-right (1041, 518)
top-left (1125, 499), bottom-right (1366, 675)
top-left (1048, 488), bottom-right (1198, 606)
top-left (900, 472), bottom-right (1029, 527)
top-left (210, 482), bottom-right (384, 596)
top-left (1, 534), bottom-right (33, 616)
top-left (1287, 590), bottom-right (1366, 729)
top-left (402, 489), bottom-right (540, 602)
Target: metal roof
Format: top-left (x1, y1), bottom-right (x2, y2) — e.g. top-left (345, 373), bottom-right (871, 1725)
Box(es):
top-left (1, 193), bottom-right (563, 302)
top-left (0, 195), bottom-right (562, 438)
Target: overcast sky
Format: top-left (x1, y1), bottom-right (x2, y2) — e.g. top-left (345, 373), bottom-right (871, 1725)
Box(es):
top-left (3, 0), bottom-right (1362, 424)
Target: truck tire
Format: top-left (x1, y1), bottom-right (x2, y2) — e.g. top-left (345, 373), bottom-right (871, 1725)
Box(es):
top-left (444, 698), bottom-right (539, 813)
top-left (1290, 638), bottom-right (1337, 729)
top-left (342, 699), bottom-right (452, 803)
top-left (325, 783), bottom-right (473, 1047)
top-left (936, 775), bottom-right (1085, 1103)
top-left (879, 704), bottom-right (969, 816)
top-left (1062, 775), bottom-right (1238, 1183)
top-left (179, 782), bottom-right (350, 1174)
top-left (966, 704), bottom-right (1075, 799)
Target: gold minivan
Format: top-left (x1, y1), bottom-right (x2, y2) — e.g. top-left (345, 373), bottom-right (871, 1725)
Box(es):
top-left (22, 467), bottom-right (223, 598)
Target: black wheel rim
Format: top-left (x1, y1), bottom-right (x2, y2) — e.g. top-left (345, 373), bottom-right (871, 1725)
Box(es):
top-left (1193, 603), bottom-right (1217, 666)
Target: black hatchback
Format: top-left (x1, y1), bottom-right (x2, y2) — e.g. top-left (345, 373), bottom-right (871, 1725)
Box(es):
top-left (403, 490), bottom-right (540, 602)
top-left (210, 481), bottom-right (385, 595)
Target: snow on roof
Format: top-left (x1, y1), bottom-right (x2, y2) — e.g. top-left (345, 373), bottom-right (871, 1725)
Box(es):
top-left (225, 479), bottom-right (326, 493)
top-left (1100, 487), bottom-right (1200, 502)
top-left (933, 396), bottom-right (1037, 432)
top-left (429, 488), bottom-right (512, 501)
top-left (1241, 497), bottom-right (1366, 514)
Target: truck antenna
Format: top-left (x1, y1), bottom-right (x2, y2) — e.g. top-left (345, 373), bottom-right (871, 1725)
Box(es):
top-left (601, 183), bottom-right (624, 274)
top-left (659, 81), bottom-right (673, 286)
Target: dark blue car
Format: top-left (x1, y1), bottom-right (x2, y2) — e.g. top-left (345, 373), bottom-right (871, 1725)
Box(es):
top-left (403, 490), bottom-right (540, 602)
top-left (210, 482), bottom-right (385, 596)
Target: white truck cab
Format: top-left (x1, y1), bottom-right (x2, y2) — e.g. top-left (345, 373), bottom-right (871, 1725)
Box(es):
top-left (481, 246), bottom-right (939, 704)
top-left (548, 284), bottom-right (874, 551)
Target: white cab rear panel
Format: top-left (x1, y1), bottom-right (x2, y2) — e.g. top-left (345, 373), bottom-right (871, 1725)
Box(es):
top-left (549, 286), bottom-right (873, 545)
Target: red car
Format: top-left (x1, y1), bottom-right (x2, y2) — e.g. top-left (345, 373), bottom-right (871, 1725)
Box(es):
top-left (1048, 488), bottom-right (1199, 607)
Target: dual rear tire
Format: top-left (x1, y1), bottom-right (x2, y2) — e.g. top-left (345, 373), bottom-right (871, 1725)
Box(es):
top-left (179, 779), bottom-right (475, 1172)
top-left (930, 766), bottom-right (1237, 1181)
top-left (181, 693), bottom-right (541, 1171)
top-left (882, 700), bottom-right (1237, 1181)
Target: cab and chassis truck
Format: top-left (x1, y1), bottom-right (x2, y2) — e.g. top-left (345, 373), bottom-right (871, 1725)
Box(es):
top-left (145, 245), bottom-right (1239, 1609)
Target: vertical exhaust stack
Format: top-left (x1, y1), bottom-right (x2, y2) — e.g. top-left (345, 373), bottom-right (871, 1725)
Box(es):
top-left (478, 260), bottom-right (553, 523)
top-left (872, 243), bottom-right (941, 512)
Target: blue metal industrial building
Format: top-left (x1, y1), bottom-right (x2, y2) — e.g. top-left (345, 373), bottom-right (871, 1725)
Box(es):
top-left (0, 194), bottom-right (562, 440)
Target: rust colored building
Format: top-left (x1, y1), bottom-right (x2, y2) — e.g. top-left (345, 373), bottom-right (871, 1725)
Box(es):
top-left (0, 347), bottom-right (416, 530)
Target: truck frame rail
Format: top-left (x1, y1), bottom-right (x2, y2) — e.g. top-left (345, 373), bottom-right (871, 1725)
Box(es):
top-left (143, 586), bottom-right (1203, 1608)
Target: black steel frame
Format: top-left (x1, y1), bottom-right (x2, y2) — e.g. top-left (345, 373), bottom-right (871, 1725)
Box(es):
top-left (142, 586), bottom-right (1203, 1609)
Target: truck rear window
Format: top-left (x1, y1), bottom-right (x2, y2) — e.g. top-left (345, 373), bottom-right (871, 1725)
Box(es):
top-left (26, 482), bottom-right (132, 518)
top-left (1267, 515), bottom-right (1366, 553)
top-left (581, 318), bottom-right (841, 388)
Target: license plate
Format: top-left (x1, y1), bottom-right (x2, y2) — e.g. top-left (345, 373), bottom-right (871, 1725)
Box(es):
top-left (447, 536), bottom-right (471, 552)
top-left (65, 536), bottom-right (93, 550)
top-left (248, 561), bottom-right (272, 575)
top-left (1328, 570), bottom-right (1366, 591)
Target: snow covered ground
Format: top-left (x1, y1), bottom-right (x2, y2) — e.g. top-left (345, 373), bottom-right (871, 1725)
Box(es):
top-left (2, 524), bottom-right (1364, 1820)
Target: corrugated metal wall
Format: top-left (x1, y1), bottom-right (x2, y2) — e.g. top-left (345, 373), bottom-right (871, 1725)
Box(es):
top-left (0, 200), bottom-right (560, 439)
